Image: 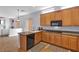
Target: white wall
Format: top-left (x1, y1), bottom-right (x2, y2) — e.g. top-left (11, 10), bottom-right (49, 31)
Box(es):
top-left (30, 11), bottom-right (41, 30)
top-left (19, 11), bottom-right (41, 31)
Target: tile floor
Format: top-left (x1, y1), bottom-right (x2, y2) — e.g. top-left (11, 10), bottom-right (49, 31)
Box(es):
top-left (28, 42), bottom-right (71, 52)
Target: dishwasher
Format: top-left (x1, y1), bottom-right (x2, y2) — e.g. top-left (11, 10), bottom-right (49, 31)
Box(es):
top-left (27, 33), bottom-right (35, 50)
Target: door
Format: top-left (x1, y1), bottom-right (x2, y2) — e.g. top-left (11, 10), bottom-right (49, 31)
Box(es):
top-left (15, 20), bottom-right (20, 28)
top-left (28, 18), bottom-right (33, 31)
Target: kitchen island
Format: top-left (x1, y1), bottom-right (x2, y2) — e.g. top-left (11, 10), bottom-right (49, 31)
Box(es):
top-left (19, 30), bottom-right (42, 51)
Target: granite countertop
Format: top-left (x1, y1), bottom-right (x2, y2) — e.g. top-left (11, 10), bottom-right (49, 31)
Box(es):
top-left (42, 26), bottom-right (79, 33)
top-left (19, 30), bottom-right (42, 35)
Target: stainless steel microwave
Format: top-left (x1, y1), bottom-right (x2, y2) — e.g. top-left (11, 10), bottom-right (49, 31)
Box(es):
top-left (50, 20), bottom-right (62, 26)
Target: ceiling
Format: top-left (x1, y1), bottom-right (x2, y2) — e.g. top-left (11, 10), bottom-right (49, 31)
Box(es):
top-left (0, 6), bottom-right (49, 18)
top-left (0, 6), bottom-right (75, 18)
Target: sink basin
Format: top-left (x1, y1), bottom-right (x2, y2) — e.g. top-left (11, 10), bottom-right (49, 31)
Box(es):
top-left (31, 30), bottom-right (40, 33)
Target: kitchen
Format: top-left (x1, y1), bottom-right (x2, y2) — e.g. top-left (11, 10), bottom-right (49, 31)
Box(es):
top-left (19, 6), bottom-right (79, 52)
top-left (0, 6), bottom-right (79, 52)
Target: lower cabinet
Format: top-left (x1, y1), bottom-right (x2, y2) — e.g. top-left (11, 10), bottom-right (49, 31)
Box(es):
top-left (61, 35), bottom-right (69, 48)
top-left (42, 31), bottom-right (78, 51)
top-left (35, 32), bottom-right (42, 45)
top-left (54, 32), bottom-right (62, 46)
top-left (62, 34), bottom-right (78, 51)
top-left (77, 37), bottom-right (79, 51)
top-left (49, 32), bottom-right (55, 44)
top-left (42, 31), bottom-right (50, 43)
top-left (68, 35), bottom-right (77, 51)
top-left (20, 35), bottom-right (27, 51)
top-left (42, 32), bottom-right (62, 46)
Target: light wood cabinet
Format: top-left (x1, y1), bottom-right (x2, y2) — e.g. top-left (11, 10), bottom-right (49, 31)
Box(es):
top-left (45, 13), bottom-right (51, 26)
top-left (72, 7), bottom-right (79, 25)
top-left (20, 35), bottom-right (27, 51)
top-left (40, 14), bottom-right (46, 26)
top-left (42, 31), bottom-right (50, 43)
top-left (55, 10), bottom-right (62, 20)
top-left (50, 12), bottom-right (56, 21)
top-left (77, 37), bottom-right (79, 51)
top-left (49, 32), bottom-right (55, 44)
top-left (62, 35), bottom-right (69, 48)
top-left (62, 34), bottom-right (78, 51)
top-left (62, 8), bottom-right (72, 26)
top-left (68, 35), bottom-right (77, 50)
top-left (35, 32), bottom-right (42, 45)
top-left (54, 32), bottom-right (62, 46)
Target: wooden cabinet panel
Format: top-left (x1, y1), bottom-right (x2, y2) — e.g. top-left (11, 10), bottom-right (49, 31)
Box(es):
top-left (45, 13), bottom-right (51, 26)
top-left (77, 37), bottom-right (79, 51)
top-left (62, 9), bottom-right (72, 26)
top-left (55, 10), bottom-right (62, 20)
top-left (72, 7), bottom-right (79, 25)
top-left (54, 32), bottom-right (62, 46)
top-left (62, 35), bottom-right (69, 48)
top-left (40, 14), bottom-right (46, 26)
top-left (50, 12), bottom-right (55, 21)
top-left (42, 31), bottom-right (50, 43)
top-left (35, 32), bottom-right (42, 45)
top-left (20, 35), bottom-right (27, 51)
top-left (62, 34), bottom-right (78, 50)
top-left (68, 35), bottom-right (77, 50)
top-left (49, 32), bottom-right (55, 44)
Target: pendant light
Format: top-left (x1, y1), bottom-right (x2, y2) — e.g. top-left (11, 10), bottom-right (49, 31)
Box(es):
top-left (17, 9), bottom-right (20, 21)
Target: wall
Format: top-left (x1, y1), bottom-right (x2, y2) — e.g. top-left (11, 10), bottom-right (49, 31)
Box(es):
top-left (30, 11), bottom-right (41, 30)
top-left (19, 11), bottom-right (41, 31)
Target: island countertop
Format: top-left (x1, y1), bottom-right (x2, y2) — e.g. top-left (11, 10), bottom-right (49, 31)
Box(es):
top-left (19, 30), bottom-right (42, 36)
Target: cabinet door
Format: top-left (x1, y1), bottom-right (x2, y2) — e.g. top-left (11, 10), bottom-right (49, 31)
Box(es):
top-left (62, 9), bottom-right (72, 26)
top-left (45, 13), bottom-right (51, 26)
top-left (20, 35), bottom-right (27, 51)
top-left (42, 31), bottom-right (50, 43)
top-left (50, 12), bottom-right (55, 21)
top-left (49, 32), bottom-right (55, 44)
top-left (72, 7), bottom-right (79, 25)
top-left (62, 35), bottom-right (69, 48)
top-left (40, 14), bottom-right (46, 26)
top-left (77, 37), bottom-right (79, 51)
top-left (54, 33), bottom-right (62, 46)
top-left (55, 10), bottom-right (62, 20)
top-left (68, 35), bottom-right (77, 50)
top-left (35, 32), bottom-right (42, 45)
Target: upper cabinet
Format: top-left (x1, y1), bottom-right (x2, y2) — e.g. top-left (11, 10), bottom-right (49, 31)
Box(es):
top-left (54, 10), bottom-right (62, 20)
top-left (71, 7), bottom-right (79, 25)
top-left (62, 8), bottom-right (72, 26)
top-left (40, 6), bottom-right (79, 26)
top-left (45, 13), bottom-right (51, 26)
top-left (40, 12), bottom-right (51, 26)
top-left (50, 10), bottom-right (62, 21)
top-left (40, 14), bottom-right (46, 26)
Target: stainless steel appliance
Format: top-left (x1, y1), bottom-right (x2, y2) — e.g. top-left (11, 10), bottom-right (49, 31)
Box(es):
top-left (51, 20), bottom-right (62, 26)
